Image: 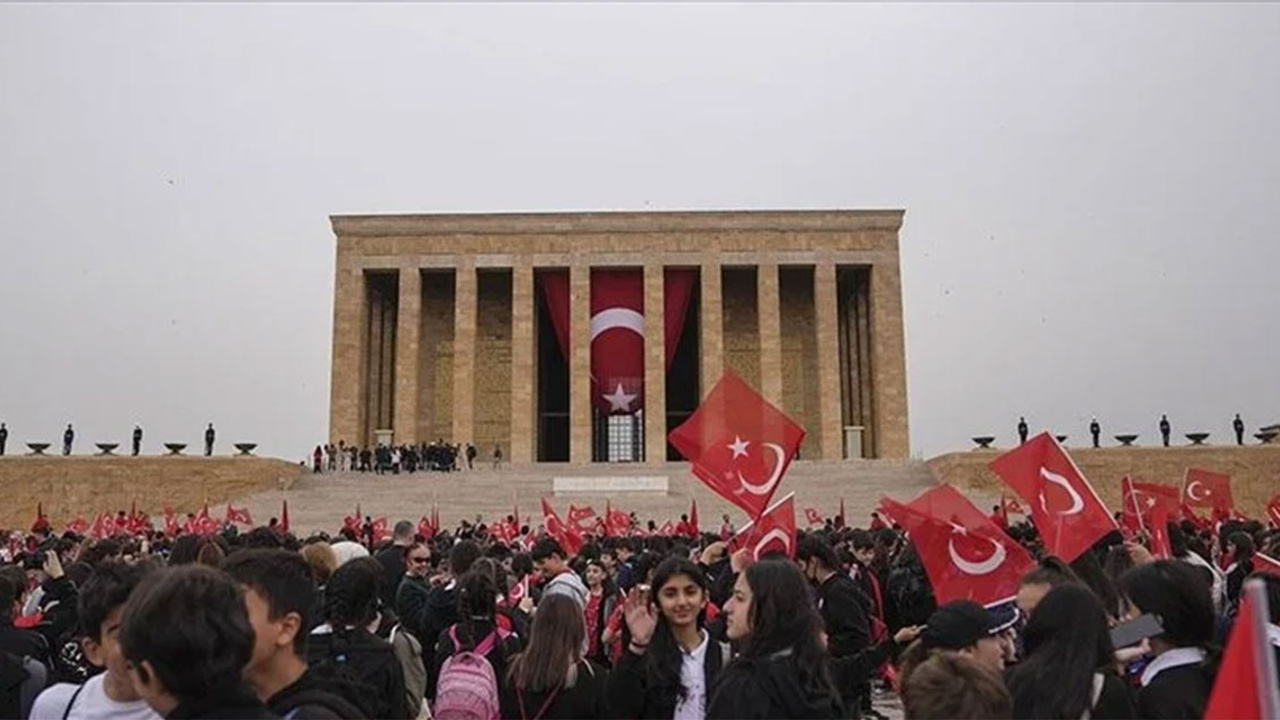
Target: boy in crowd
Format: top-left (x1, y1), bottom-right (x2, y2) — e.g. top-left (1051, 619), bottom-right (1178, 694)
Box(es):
top-left (222, 549), bottom-right (364, 719)
top-left (29, 561), bottom-right (160, 720)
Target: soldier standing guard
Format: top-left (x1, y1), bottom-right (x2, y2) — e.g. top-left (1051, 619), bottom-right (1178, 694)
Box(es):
top-left (1089, 417), bottom-right (1101, 448)
top-left (204, 423), bottom-right (216, 456)
top-left (1159, 414), bottom-right (1171, 447)
top-left (63, 424), bottom-right (75, 455)
top-left (0, 422), bottom-right (7, 456)
top-left (1017, 417), bottom-right (1029, 445)
top-left (1234, 413), bottom-right (1246, 445)
top-left (132, 425), bottom-right (143, 456)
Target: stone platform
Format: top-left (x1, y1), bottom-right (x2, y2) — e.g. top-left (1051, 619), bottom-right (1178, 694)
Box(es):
top-left (0, 456), bottom-right (304, 530)
top-left (234, 459), bottom-right (937, 536)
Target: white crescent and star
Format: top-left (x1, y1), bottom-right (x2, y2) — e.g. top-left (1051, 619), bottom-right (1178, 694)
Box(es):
top-left (753, 527), bottom-right (792, 559)
top-left (1186, 480), bottom-right (1209, 502)
top-left (1038, 467), bottom-right (1085, 515)
top-left (739, 442), bottom-right (787, 497)
top-left (590, 308), bottom-right (645, 341)
top-left (602, 384), bottom-right (638, 412)
top-left (946, 522), bottom-right (1007, 575)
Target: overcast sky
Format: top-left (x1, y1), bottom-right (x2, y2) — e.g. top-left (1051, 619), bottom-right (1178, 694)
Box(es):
top-left (2, 3), bottom-right (1278, 461)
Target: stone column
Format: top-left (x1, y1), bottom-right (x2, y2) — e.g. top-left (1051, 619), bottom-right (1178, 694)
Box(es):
top-left (813, 256), bottom-right (843, 460)
top-left (393, 267), bottom-right (422, 445)
top-left (569, 263), bottom-right (592, 465)
top-left (871, 261), bottom-right (910, 458)
top-left (757, 256), bottom-right (784, 407)
top-left (644, 261), bottom-right (667, 465)
top-left (510, 257), bottom-right (535, 464)
top-left (452, 259), bottom-right (477, 445)
top-left (329, 263), bottom-right (367, 446)
top-left (699, 256), bottom-right (723, 398)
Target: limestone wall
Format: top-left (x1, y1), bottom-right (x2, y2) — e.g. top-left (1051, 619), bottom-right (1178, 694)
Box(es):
top-left (0, 456), bottom-right (303, 530)
top-left (928, 445), bottom-right (1280, 518)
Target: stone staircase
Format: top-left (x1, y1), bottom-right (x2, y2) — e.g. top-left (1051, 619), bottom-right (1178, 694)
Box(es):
top-left (236, 459), bottom-right (938, 535)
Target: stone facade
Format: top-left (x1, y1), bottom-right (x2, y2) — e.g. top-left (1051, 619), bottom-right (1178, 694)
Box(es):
top-left (329, 210), bottom-right (910, 463)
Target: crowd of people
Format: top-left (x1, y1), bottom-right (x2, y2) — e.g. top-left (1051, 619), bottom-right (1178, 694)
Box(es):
top-left (310, 441), bottom-right (503, 475)
top-left (0, 500), bottom-right (1277, 720)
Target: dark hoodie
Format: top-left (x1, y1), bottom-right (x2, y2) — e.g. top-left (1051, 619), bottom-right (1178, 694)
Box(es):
top-left (706, 650), bottom-right (844, 720)
top-left (266, 668), bottom-right (368, 719)
top-left (307, 627), bottom-right (408, 719)
top-left (167, 686), bottom-right (278, 719)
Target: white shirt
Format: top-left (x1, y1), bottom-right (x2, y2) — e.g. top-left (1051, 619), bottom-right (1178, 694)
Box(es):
top-left (30, 674), bottom-right (161, 720)
top-left (673, 630), bottom-right (710, 720)
top-left (1140, 646), bottom-right (1206, 687)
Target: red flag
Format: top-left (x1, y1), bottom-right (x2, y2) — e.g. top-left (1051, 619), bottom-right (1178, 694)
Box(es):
top-left (804, 508), bottom-right (824, 528)
top-left (65, 515), bottom-right (90, 536)
top-left (1254, 553), bottom-right (1280, 578)
top-left (658, 520), bottom-right (675, 537)
top-left (1204, 580), bottom-right (1280, 719)
top-left (280, 500), bottom-right (290, 534)
top-left (879, 484), bottom-right (1036, 606)
top-left (567, 504), bottom-right (598, 534)
top-left (194, 502), bottom-right (221, 536)
top-left (163, 503), bottom-right (180, 537)
top-left (988, 432), bottom-right (1119, 562)
top-left (689, 499), bottom-right (700, 537)
top-left (605, 502), bottom-right (631, 537)
top-left (89, 512), bottom-right (111, 539)
top-left (1148, 504), bottom-right (1173, 559)
top-left (1267, 494), bottom-right (1280, 527)
top-left (668, 369), bottom-right (805, 519)
top-left (417, 515), bottom-right (435, 540)
top-left (343, 503), bottom-right (362, 532)
top-left (729, 493), bottom-right (798, 560)
top-left (1183, 468), bottom-right (1234, 512)
top-left (225, 503), bottom-right (253, 527)
top-left (541, 498), bottom-right (584, 557)
top-left (505, 574), bottom-right (531, 607)
top-left (371, 517), bottom-right (389, 545)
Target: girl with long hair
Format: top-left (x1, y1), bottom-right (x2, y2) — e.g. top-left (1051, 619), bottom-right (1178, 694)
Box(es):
top-left (502, 594), bottom-right (609, 718)
top-left (1006, 584), bottom-right (1136, 718)
top-left (707, 557), bottom-right (842, 719)
top-left (584, 558), bottom-right (622, 666)
top-left (606, 556), bottom-right (721, 719)
top-left (430, 564), bottom-right (522, 700)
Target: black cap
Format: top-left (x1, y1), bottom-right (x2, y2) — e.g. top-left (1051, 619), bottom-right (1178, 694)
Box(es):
top-left (920, 600), bottom-right (1011, 650)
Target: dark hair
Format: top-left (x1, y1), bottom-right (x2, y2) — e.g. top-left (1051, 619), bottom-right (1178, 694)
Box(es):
top-left (644, 557), bottom-right (710, 708)
top-left (511, 553), bottom-right (534, 578)
top-left (1006, 584), bottom-right (1116, 719)
top-left (1069, 547), bottom-right (1121, 620)
top-left (81, 539), bottom-right (123, 567)
top-left (0, 575), bottom-right (19, 620)
top-left (77, 561), bottom-right (156, 642)
top-left (531, 538), bottom-right (566, 562)
top-left (118, 566), bottom-right (255, 701)
top-left (168, 534), bottom-right (203, 566)
top-left (508, 594), bottom-right (584, 693)
top-left (902, 653), bottom-right (1012, 720)
top-left (196, 541), bottom-right (226, 568)
top-left (449, 540), bottom-right (483, 576)
top-left (1229, 532), bottom-right (1256, 562)
top-left (796, 534), bottom-right (839, 571)
top-left (1020, 556), bottom-right (1079, 589)
top-left (850, 530), bottom-right (875, 552)
top-left (222, 549), bottom-right (316, 656)
top-left (455, 567), bottom-right (499, 648)
top-left (242, 527), bottom-right (283, 550)
top-left (323, 556), bottom-right (380, 628)
top-left (1120, 560), bottom-right (1214, 648)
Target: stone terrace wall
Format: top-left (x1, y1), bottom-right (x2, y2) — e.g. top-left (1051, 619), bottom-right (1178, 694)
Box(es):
top-left (0, 456), bottom-right (303, 529)
top-left (929, 445), bottom-right (1280, 518)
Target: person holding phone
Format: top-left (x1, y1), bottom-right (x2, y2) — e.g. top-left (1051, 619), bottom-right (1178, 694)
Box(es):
top-left (1006, 584), bottom-right (1136, 718)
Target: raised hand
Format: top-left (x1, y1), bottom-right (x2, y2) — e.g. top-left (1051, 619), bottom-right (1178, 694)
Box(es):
top-left (624, 585), bottom-right (657, 647)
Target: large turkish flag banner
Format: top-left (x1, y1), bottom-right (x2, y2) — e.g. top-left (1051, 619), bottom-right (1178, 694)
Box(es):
top-left (540, 269), bottom-right (696, 416)
top-left (728, 493), bottom-right (797, 560)
top-left (669, 369), bottom-right (805, 519)
top-left (1183, 468), bottom-right (1234, 512)
top-left (988, 432), bottom-right (1118, 562)
top-left (879, 484), bottom-right (1035, 606)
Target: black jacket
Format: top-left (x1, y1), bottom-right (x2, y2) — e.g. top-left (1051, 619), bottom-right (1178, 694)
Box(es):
top-left (167, 686), bottom-right (278, 719)
top-left (606, 636), bottom-right (724, 719)
top-left (267, 668), bottom-right (368, 719)
top-left (0, 617), bottom-right (49, 668)
top-left (499, 660), bottom-right (610, 720)
top-left (1137, 662), bottom-right (1213, 720)
top-left (707, 651), bottom-right (843, 720)
top-left (307, 627), bottom-right (409, 719)
top-left (374, 546), bottom-right (408, 610)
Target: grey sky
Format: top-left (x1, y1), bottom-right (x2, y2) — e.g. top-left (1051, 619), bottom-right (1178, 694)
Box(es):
top-left (2, 3), bottom-right (1278, 461)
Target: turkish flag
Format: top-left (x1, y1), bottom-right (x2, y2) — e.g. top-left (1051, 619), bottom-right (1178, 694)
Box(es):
top-left (506, 574), bottom-right (531, 608)
top-left (162, 503), bottom-right (180, 537)
top-left (1204, 582), bottom-right (1280, 719)
top-left (729, 493), bottom-right (797, 560)
top-left (1184, 468), bottom-right (1234, 512)
top-left (1254, 553), bottom-right (1280, 578)
top-left (669, 369), bottom-right (806, 520)
top-left (805, 508), bottom-right (824, 528)
top-left (343, 504), bottom-right (362, 533)
top-left (568, 504), bottom-right (598, 534)
top-left (988, 432), bottom-right (1119, 562)
top-left (604, 501), bottom-right (631, 537)
top-left (193, 502), bottom-right (221, 536)
top-left (879, 484), bottom-right (1036, 606)
top-left (1267, 494), bottom-right (1280, 527)
top-left (658, 520), bottom-right (676, 537)
top-left (1120, 477), bottom-right (1181, 535)
top-left (541, 498), bottom-right (584, 557)
top-left (1148, 504), bottom-right (1173, 559)
top-left (225, 503), bottom-right (253, 527)
top-left (541, 269), bottom-right (696, 416)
